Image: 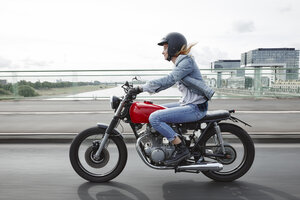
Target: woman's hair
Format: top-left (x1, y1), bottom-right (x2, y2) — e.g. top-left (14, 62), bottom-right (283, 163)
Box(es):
top-left (175, 43), bottom-right (197, 56)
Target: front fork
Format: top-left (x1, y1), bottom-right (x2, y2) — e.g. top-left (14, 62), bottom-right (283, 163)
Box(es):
top-left (93, 97), bottom-right (126, 160)
top-left (93, 117), bottom-right (119, 160)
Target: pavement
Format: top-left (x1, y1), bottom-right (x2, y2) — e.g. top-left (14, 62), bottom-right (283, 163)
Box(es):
top-left (1, 143), bottom-right (300, 200)
top-left (1, 98), bottom-right (300, 143)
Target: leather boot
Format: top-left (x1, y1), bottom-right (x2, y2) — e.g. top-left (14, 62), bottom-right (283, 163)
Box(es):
top-left (164, 142), bottom-right (190, 166)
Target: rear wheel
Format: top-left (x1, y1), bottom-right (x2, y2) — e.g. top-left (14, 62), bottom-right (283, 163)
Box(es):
top-left (69, 127), bottom-right (127, 182)
top-left (200, 123), bottom-right (255, 182)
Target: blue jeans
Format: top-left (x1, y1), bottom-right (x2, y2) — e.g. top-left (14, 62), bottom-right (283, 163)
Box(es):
top-left (148, 101), bottom-right (208, 142)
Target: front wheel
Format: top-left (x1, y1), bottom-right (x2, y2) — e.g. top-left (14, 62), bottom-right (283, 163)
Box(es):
top-left (69, 127), bottom-right (128, 182)
top-left (200, 123), bottom-right (255, 182)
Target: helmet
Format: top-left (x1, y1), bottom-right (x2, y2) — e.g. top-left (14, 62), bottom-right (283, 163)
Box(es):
top-left (158, 32), bottom-right (187, 61)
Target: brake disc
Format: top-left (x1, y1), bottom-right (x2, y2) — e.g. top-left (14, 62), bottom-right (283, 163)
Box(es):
top-left (216, 145), bottom-right (237, 165)
top-left (85, 146), bottom-right (110, 168)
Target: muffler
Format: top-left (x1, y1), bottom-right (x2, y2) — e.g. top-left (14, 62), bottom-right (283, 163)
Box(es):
top-left (176, 163), bottom-right (223, 172)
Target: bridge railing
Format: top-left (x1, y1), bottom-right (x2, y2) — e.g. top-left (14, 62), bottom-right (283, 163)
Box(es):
top-left (0, 67), bottom-right (299, 100)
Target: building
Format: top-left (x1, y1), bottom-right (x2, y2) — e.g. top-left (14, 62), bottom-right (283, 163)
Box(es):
top-left (0, 79), bottom-right (7, 85)
top-left (226, 76), bottom-right (253, 89)
top-left (241, 48), bottom-right (299, 80)
top-left (210, 60), bottom-right (244, 88)
top-left (211, 60), bottom-right (244, 77)
top-left (271, 80), bottom-right (300, 93)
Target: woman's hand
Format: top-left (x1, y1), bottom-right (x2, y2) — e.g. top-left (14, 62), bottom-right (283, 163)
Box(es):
top-left (128, 86), bottom-right (143, 96)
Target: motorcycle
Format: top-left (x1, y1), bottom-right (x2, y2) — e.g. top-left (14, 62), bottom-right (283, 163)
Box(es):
top-left (69, 81), bottom-right (255, 182)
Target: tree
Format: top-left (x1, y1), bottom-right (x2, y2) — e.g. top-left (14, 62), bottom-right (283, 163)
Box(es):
top-left (0, 88), bottom-right (11, 95)
top-left (18, 85), bottom-right (39, 97)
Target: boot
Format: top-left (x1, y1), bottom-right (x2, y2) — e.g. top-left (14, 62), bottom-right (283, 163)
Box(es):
top-left (164, 142), bottom-right (190, 166)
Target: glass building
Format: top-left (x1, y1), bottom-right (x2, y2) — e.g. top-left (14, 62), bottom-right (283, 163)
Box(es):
top-left (210, 60), bottom-right (244, 88)
top-left (241, 48), bottom-right (299, 80)
top-left (211, 60), bottom-right (244, 77)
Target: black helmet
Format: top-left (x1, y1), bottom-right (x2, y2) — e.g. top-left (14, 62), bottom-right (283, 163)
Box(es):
top-left (158, 32), bottom-right (187, 61)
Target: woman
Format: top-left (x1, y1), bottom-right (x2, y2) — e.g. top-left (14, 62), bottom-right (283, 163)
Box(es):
top-left (132, 32), bottom-right (214, 166)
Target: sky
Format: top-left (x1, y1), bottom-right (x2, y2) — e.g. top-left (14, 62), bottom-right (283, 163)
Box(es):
top-left (0, 0), bottom-right (299, 71)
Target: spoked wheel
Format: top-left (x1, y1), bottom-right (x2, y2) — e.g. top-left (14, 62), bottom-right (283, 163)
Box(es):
top-left (69, 127), bottom-right (127, 182)
top-left (200, 123), bottom-right (255, 182)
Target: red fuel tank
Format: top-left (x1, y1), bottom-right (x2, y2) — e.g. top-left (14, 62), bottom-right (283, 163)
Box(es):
top-left (129, 101), bottom-right (166, 123)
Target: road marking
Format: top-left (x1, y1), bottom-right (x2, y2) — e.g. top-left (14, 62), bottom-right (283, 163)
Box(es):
top-left (236, 111), bottom-right (300, 114)
top-left (1, 110), bottom-right (300, 115)
top-left (0, 111), bottom-right (113, 115)
top-left (0, 132), bottom-right (134, 135)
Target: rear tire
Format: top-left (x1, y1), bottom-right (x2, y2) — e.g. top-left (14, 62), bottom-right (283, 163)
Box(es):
top-left (69, 127), bottom-right (127, 182)
top-left (200, 123), bottom-right (255, 182)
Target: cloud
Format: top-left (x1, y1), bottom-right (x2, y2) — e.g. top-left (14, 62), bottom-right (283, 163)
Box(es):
top-left (233, 20), bottom-right (255, 33)
top-left (20, 58), bottom-right (54, 68)
top-left (279, 5), bottom-right (292, 13)
top-left (289, 42), bottom-right (300, 51)
top-left (192, 47), bottom-right (229, 68)
top-left (0, 56), bottom-right (55, 70)
top-left (0, 57), bottom-right (13, 68)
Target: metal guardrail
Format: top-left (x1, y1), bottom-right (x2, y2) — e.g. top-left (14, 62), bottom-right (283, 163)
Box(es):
top-left (0, 68), bottom-right (300, 100)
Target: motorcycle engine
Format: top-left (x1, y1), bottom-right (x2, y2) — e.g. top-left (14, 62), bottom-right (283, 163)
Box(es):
top-left (141, 128), bottom-right (175, 164)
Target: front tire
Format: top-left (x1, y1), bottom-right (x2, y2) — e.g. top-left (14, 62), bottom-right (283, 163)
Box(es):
top-left (69, 127), bottom-right (128, 182)
top-left (200, 123), bottom-right (255, 182)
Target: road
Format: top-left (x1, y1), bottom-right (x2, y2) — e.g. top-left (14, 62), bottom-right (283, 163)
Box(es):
top-left (1, 99), bottom-right (300, 134)
top-left (0, 143), bottom-right (300, 200)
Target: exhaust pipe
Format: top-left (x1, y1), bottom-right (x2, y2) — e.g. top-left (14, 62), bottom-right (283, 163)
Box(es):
top-left (176, 163), bottom-right (223, 172)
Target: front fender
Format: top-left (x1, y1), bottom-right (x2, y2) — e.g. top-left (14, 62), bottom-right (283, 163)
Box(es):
top-left (96, 123), bottom-right (124, 139)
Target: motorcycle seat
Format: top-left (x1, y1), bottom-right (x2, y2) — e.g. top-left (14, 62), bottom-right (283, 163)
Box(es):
top-left (201, 110), bottom-right (230, 121)
top-left (180, 110), bottom-right (231, 130)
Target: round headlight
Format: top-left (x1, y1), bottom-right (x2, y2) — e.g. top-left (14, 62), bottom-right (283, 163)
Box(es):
top-left (110, 96), bottom-right (121, 110)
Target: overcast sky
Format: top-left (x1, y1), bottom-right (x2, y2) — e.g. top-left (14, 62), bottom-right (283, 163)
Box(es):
top-left (0, 0), bottom-right (299, 71)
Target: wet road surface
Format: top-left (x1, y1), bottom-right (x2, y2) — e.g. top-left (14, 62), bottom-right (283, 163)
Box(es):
top-left (0, 143), bottom-right (300, 200)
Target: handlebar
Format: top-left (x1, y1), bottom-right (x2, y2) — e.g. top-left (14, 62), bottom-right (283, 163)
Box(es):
top-left (121, 81), bottom-right (133, 93)
top-left (121, 81), bottom-right (138, 101)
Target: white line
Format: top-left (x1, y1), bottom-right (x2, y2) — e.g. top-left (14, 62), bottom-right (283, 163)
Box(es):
top-left (1, 110), bottom-right (300, 115)
top-left (0, 111), bottom-right (113, 115)
top-left (236, 111), bottom-right (300, 114)
top-left (0, 132), bottom-right (133, 135)
top-left (0, 133), bottom-right (78, 135)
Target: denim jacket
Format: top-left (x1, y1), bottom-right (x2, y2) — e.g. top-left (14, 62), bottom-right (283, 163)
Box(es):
top-left (142, 54), bottom-right (215, 100)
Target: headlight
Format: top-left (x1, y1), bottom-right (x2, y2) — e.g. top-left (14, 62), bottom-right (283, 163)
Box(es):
top-left (110, 96), bottom-right (121, 110)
